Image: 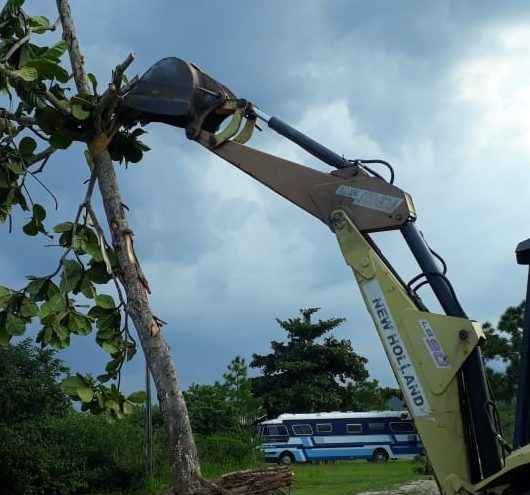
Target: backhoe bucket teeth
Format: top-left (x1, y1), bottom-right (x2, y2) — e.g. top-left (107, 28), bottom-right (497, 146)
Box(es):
top-left (120, 57), bottom-right (235, 133)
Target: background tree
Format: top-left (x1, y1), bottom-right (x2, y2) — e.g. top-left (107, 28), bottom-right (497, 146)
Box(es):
top-left (344, 379), bottom-right (402, 412)
top-left (185, 356), bottom-right (263, 435)
top-left (0, 338), bottom-right (71, 424)
top-left (482, 301), bottom-right (524, 403)
top-left (223, 355), bottom-right (264, 426)
top-left (185, 382), bottom-right (238, 435)
top-left (251, 307), bottom-right (381, 417)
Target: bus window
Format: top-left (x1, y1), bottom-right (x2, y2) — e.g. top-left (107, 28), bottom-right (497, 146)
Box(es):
top-left (346, 423), bottom-right (362, 434)
top-left (292, 424), bottom-right (313, 435)
top-left (389, 421), bottom-right (415, 433)
top-left (316, 423), bottom-right (332, 433)
top-left (368, 422), bottom-right (386, 432)
top-left (262, 425), bottom-right (288, 437)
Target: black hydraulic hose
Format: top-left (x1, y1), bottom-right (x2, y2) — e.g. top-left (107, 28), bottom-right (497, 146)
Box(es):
top-left (401, 222), bottom-right (503, 482)
top-left (267, 117), bottom-right (350, 170)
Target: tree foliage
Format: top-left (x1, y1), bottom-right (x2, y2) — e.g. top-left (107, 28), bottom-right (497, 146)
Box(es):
top-left (482, 301), bottom-right (525, 402)
top-left (185, 383), bottom-right (238, 435)
top-left (0, 0), bottom-right (148, 416)
top-left (0, 338), bottom-right (71, 424)
top-left (250, 307), bottom-right (394, 417)
top-left (223, 355), bottom-right (264, 424)
top-left (185, 356), bottom-right (263, 435)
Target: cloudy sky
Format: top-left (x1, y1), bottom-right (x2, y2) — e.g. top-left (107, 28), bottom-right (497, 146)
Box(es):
top-left (3, 0), bottom-right (530, 397)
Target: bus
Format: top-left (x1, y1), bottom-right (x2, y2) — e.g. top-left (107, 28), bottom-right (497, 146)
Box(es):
top-left (257, 410), bottom-right (422, 465)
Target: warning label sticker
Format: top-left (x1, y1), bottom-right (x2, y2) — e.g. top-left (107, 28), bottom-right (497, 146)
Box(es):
top-left (419, 319), bottom-right (450, 368)
top-left (363, 279), bottom-right (431, 417)
top-left (335, 185), bottom-right (403, 214)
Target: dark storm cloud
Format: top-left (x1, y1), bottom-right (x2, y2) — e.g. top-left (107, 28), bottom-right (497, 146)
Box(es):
top-left (4, 1), bottom-right (530, 394)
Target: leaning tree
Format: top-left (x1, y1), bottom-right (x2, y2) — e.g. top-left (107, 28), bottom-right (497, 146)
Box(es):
top-left (0, 1), bottom-right (291, 494)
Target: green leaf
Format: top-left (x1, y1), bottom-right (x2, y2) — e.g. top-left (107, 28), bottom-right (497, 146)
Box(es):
top-left (32, 203), bottom-right (46, 222)
top-left (15, 66), bottom-right (38, 82)
top-left (95, 294), bottom-right (115, 309)
top-left (35, 106), bottom-right (64, 134)
top-left (42, 41), bottom-right (67, 61)
top-left (7, 161), bottom-right (25, 175)
top-left (61, 259), bottom-right (83, 292)
top-left (68, 311), bottom-right (92, 336)
top-left (13, 189), bottom-right (29, 211)
top-left (87, 261), bottom-right (112, 284)
top-left (28, 15), bottom-right (51, 33)
top-left (105, 358), bottom-right (121, 375)
top-left (0, 286), bottom-right (11, 300)
top-left (26, 277), bottom-right (46, 299)
top-left (27, 59), bottom-right (69, 83)
top-left (96, 326), bottom-right (116, 340)
top-left (53, 221), bottom-right (73, 233)
top-left (132, 128), bottom-right (146, 137)
top-left (19, 298), bottom-right (38, 318)
top-left (19, 136), bottom-right (37, 156)
top-left (71, 103), bottom-right (90, 121)
top-left (80, 277), bottom-right (96, 299)
top-left (22, 220), bottom-right (38, 236)
top-left (87, 305), bottom-right (108, 319)
top-left (5, 313), bottom-right (25, 335)
top-left (61, 375), bottom-right (85, 395)
top-left (127, 390), bottom-right (147, 403)
top-left (125, 146), bottom-right (142, 164)
top-left (101, 342), bottom-right (119, 354)
top-left (87, 73), bottom-right (98, 95)
top-left (54, 324), bottom-right (69, 341)
top-left (96, 312), bottom-right (120, 333)
top-left (49, 133), bottom-right (72, 150)
top-left (36, 325), bottom-right (53, 345)
top-left (39, 293), bottom-right (65, 319)
top-left (77, 386), bottom-right (94, 403)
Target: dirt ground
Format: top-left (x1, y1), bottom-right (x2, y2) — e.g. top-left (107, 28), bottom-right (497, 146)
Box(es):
top-left (358, 478), bottom-right (439, 495)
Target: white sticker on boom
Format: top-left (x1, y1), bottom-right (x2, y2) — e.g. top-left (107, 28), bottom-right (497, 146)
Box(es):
top-left (335, 185), bottom-right (403, 214)
top-left (419, 319), bottom-right (450, 368)
top-left (363, 279), bottom-right (431, 417)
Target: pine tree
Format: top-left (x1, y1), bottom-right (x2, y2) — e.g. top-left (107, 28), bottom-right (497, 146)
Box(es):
top-left (250, 307), bottom-right (371, 417)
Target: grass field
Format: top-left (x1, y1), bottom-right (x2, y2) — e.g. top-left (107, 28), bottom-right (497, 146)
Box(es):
top-left (291, 460), bottom-right (423, 495)
top-left (110, 459), bottom-right (424, 495)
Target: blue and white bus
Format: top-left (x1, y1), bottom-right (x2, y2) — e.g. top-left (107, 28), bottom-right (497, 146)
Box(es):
top-left (257, 411), bottom-right (422, 465)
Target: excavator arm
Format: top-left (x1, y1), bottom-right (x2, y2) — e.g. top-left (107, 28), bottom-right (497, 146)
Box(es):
top-left (119, 57), bottom-right (530, 495)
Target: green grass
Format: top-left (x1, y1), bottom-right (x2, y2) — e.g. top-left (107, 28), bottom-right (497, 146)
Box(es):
top-left (94, 460), bottom-right (423, 495)
top-left (292, 460), bottom-right (423, 495)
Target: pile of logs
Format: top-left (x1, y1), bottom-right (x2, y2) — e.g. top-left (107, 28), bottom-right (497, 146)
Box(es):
top-left (194, 466), bottom-right (294, 495)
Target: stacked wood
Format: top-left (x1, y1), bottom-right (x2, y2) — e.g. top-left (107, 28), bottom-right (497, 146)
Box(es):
top-left (193, 466), bottom-right (294, 495)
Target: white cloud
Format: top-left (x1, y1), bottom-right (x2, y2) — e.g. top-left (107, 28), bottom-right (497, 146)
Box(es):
top-left (9, 0), bottom-right (530, 393)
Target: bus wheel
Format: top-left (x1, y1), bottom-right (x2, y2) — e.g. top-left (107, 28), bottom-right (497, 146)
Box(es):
top-left (372, 449), bottom-right (389, 463)
top-left (279, 452), bottom-right (295, 465)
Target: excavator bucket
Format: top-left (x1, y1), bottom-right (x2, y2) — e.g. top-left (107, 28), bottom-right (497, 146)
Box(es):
top-left (120, 57), bottom-right (236, 134)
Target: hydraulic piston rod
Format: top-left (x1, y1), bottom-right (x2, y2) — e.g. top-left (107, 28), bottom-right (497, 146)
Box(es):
top-left (254, 108), bottom-right (350, 170)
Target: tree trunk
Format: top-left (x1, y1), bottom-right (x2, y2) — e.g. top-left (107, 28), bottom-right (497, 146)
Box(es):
top-left (92, 150), bottom-right (202, 493)
top-left (56, 2), bottom-right (202, 493)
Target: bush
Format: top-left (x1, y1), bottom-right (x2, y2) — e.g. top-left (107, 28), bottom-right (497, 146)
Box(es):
top-left (196, 432), bottom-right (262, 478)
top-left (0, 412), bottom-right (147, 495)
